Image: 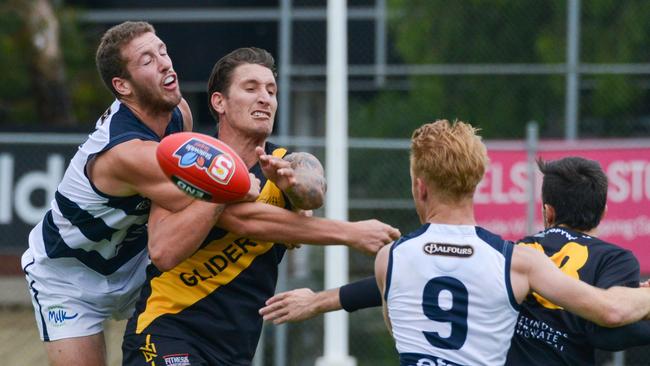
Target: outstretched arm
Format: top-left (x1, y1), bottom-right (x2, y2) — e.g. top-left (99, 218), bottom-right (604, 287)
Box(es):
top-left (217, 202), bottom-right (400, 255)
top-left (260, 288), bottom-right (341, 324)
top-left (513, 245), bottom-right (650, 328)
top-left (259, 276), bottom-right (382, 324)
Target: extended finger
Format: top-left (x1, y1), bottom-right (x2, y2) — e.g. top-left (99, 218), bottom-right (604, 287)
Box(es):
top-left (268, 158), bottom-right (291, 168)
top-left (277, 168), bottom-right (295, 177)
top-left (255, 146), bottom-right (265, 157)
top-left (265, 293), bottom-right (287, 306)
top-left (259, 301), bottom-right (284, 316)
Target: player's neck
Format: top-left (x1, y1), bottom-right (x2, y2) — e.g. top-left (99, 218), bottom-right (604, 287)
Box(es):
top-left (122, 99), bottom-right (173, 137)
top-left (554, 223), bottom-right (599, 237)
top-left (218, 127), bottom-right (268, 168)
top-left (421, 197), bottom-right (477, 226)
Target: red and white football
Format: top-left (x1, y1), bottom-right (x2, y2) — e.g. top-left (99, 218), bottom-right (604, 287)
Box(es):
top-left (156, 132), bottom-right (250, 203)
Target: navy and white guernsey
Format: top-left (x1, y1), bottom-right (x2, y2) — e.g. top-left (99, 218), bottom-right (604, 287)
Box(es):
top-left (25, 99), bottom-right (183, 293)
top-left (385, 224), bottom-right (519, 366)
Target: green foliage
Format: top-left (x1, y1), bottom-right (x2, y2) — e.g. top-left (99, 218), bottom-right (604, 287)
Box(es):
top-left (346, 1), bottom-right (650, 272)
top-left (58, 8), bottom-right (112, 126)
top-left (349, 0), bottom-right (650, 139)
top-left (0, 3), bottom-right (34, 123)
top-left (0, 3), bottom-right (110, 127)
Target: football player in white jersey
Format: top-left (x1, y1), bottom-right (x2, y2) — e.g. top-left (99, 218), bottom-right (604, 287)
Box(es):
top-left (374, 120), bottom-right (650, 366)
top-left (20, 21), bottom-right (210, 366)
top-left (22, 22), bottom-right (400, 366)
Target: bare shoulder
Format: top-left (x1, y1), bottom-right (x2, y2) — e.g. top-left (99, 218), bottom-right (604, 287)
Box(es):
top-left (90, 139), bottom-right (160, 195)
top-left (511, 244), bottom-right (538, 274)
top-left (375, 244), bottom-right (391, 292)
top-left (376, 243), bottom-right (391, 262)
top-left (178, 98), bottom-right (193, 131)
top-left (107, 139), bottom-right (158, 168)
top-left (510, 243), bottom-right (548, 302)
top-left (375, 244), bottom-right (391, 273)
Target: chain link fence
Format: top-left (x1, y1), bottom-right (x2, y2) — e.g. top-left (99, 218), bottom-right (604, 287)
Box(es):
top-left (2, 0), bottom-right (650, 365)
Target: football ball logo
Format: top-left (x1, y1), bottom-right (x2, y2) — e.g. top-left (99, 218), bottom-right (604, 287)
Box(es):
top-left (173, 138), bottom-right (236, 185)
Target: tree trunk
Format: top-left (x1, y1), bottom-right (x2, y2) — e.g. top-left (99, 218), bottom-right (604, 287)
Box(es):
top-left (17, 0), bottom-right (75, 126)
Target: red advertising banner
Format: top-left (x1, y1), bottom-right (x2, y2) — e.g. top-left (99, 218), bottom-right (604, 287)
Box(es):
top-left (475, 139), bottom-right (650, 274)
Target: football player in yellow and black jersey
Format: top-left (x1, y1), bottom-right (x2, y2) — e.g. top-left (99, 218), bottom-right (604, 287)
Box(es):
top-left (505, 156), bottom-right (650, 366)
top-left (121, 47), bottom-right (401, 366)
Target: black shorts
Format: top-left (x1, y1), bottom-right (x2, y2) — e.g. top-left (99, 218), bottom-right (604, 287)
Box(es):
top-left (122, 333), bottom-right (215, 366)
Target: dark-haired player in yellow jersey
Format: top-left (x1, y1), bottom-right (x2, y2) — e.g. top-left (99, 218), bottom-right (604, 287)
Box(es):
top-left (121, 47), bottom-right (401, 365)
top-left (505, 156), bottom-right (650, 365)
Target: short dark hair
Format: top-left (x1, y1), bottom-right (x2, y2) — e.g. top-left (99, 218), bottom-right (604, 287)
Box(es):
top-left (96, 21), bottom-right (155, 97)
top-left (206, 47), bottom-right (277, 122)
top-left (538, 156), bottom-right (608, 231)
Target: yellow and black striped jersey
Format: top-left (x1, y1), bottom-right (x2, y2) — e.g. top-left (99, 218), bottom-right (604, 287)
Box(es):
top-left (124, 141), bottom-right (292, 365)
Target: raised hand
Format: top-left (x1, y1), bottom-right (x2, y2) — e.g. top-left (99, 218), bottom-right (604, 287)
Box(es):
top-left (255, 146), bottom-right (296, 191)
top-left (255, 146), bottom-right (326, 210)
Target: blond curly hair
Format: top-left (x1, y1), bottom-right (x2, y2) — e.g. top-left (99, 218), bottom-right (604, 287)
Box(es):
top-left (410, 119), bottom-right (488, 201)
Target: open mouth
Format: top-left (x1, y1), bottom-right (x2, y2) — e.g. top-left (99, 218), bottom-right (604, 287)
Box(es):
top-left (252, 111), bottom-right (271, 118)
top-left (163, 74), bottom-right (177, 88)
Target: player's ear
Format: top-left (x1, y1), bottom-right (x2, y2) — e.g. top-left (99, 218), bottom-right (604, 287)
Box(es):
top-left (543, 203), bottom-right (556, 228)
top-left (112, 77), bottom-right (131, 97)
top-left (211, 92), bottom-right (226, 114)
top-left (415, 177), bottom-right (428, 202)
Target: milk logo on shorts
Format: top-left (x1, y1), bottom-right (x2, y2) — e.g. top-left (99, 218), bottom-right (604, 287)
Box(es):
top-left (163, 353), bottom-right (190, 366)
top-left (423, 242), bottom-right (474, 257)
top-left (173, 138), bottom-right (236, 185)
top-left (47, 305), bottom-right (78, 327)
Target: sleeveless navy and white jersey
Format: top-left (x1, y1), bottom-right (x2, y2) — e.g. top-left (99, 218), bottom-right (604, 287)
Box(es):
top-left (25, 99), bottom-right (184, 293)
top-left (385, 223), bottom-right (519, 366)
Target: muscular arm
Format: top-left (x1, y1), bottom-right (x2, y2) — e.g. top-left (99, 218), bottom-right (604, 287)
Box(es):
top-left (89, 98), bottom-right (195, 213)
top-left (256, 147), bottom-right (326, 210)
top-left (90, 139), bottom-right (194, 212)
top-left (281, 152), bottom-right (326, 210)
top-left (147, 201), bottom-right (224, 271)
top-left (512, 245), bottom-right (650, 327)
top-left (216, 201), bottom-right (400, 255)
top-left (375, 244), bottom-right (392, 335)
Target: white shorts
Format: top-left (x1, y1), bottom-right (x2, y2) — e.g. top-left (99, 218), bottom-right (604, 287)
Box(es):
top-left (21, 249), bottom-right (146, 342)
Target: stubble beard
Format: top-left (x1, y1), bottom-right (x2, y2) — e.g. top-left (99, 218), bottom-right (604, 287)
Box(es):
top-left (132, 80), bottom-right (181, 114)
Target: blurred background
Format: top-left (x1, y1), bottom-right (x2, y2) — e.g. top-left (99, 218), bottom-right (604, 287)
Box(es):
top-left (1, 0), bottom-right (650, 365)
